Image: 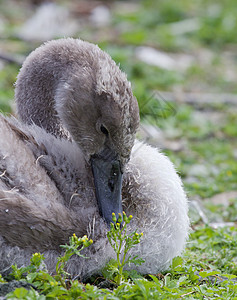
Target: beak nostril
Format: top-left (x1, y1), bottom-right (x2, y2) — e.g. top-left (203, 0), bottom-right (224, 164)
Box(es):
top-left (108, 178), bottom-right (115, 192)
top-left (108, 161), bottom-right (120, 192)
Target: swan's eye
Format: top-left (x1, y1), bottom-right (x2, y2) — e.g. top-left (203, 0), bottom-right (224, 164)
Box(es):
top-left (100, 125), bottom-right (109, 136)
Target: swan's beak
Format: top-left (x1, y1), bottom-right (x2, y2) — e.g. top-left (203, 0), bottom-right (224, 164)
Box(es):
top-left (91, 148), bottom-right (123, 225)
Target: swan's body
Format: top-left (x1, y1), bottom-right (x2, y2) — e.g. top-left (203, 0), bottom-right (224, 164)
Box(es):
top-left (0, 38), bottom-right (189, 279)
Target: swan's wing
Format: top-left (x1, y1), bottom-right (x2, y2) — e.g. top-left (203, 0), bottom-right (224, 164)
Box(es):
top-left (0, 116), bottom-right (107, 278)
top-left (0, 116), bottom-right (88, 248)
top-left (0, 188), bottom-right (78, 249)
top-left (0, 116), bottom-right (64, 205)
top-left (7, 116), bottom-right (94, 208)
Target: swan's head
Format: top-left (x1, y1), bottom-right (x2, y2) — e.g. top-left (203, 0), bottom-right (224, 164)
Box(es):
top-left (55, 50), bottom-right (139, 166)
top-left (16, 39), bottom-right (139, 225)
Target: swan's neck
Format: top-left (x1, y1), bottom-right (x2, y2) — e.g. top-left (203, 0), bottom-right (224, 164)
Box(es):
top-left (15, 39), bottom-right (99, 139)
top-left (15, 58), bottom-right (73, 138)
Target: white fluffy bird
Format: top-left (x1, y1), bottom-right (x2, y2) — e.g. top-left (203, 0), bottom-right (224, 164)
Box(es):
top-left (0, 38), bottom-right (189, 279)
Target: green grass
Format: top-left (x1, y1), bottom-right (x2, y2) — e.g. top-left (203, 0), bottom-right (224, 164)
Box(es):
top-left (142, 99), bottom-right (236, 202)
top-left (0, 64), bottom-right (17, 113)
top-left (3, 226), bottom-right (237, 299)
top-left (0, 0), bottom-right (237, 298)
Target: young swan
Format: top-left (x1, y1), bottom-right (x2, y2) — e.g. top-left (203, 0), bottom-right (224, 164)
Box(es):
top-left (0, 38), bottom-right (189, 279)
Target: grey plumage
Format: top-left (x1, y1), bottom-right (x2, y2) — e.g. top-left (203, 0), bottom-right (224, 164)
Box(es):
top-left (16, 38), bottom-right (139, 164)
top-left (0, 38), bottom-right (189, 279)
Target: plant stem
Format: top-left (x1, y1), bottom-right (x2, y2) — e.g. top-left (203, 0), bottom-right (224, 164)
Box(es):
top-left (117, 232), bottom-right (123, 285)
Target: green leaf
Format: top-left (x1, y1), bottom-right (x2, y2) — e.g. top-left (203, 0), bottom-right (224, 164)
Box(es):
top-left (171, 256), bottom-right (183, 270)
top-left (199, 270), bottom-right (220, 278)
top-left (45, 286), bottom-right (68, 297)
top-left (7, 287), bottom-right (28, 299)
top-left (149, 274), bottom-right (161, 286)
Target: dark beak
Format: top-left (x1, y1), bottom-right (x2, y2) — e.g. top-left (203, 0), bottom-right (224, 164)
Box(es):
top-left (91, 148), bottom-right (123, 225)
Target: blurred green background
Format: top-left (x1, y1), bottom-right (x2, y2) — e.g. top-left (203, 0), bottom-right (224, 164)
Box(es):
top-left (0, 0), bottom-right (236, 223)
